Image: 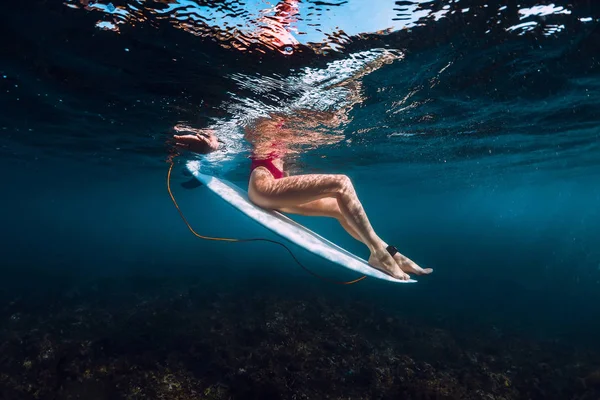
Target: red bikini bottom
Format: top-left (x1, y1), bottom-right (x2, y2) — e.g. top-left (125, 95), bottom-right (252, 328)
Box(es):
top-left (250, 156), bottom-right (284, 179)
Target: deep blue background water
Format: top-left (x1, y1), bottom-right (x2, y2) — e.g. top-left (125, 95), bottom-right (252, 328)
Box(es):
top-left (1, 0), bottom-right (600, 362)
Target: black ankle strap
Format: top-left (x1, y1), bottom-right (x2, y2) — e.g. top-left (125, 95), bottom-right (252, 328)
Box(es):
top-left (386, 245), bottom-right (398, 257)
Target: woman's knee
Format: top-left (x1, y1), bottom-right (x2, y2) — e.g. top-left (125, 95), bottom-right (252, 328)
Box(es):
top-left (334, 174), bottom-right (354, 194)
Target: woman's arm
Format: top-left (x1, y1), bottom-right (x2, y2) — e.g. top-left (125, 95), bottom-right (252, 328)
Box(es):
top-left (173, 126), bottom-right (220, 154)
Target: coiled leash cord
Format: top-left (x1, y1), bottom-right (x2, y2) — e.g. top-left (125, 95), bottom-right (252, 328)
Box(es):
top-left (167, 160), bottom-right (367, 285)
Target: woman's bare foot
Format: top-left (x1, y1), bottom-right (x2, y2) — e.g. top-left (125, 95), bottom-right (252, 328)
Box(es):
top-left (368, 248), bottom-right (410, 280)
top-left (392, 251), bottom-right (433, 276)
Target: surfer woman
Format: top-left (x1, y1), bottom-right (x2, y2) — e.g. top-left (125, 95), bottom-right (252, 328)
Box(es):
top-left (173, 118), bottom-right (432, 281)
top-left (172, 0), bottom-right (430, 281)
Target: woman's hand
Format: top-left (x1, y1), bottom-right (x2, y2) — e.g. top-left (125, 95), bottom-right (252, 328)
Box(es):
top-left (173, 129), bottom-right (220, 154)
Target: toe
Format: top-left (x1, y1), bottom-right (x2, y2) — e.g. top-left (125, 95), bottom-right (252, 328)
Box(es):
top-left (393, 267), bottom-right (410, 281)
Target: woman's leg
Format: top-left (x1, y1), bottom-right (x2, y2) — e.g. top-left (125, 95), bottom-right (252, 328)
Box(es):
top-left (278, 196), bottom-right (432, 276)
top-left (278, 198), bottom-right (363, 242)
top-left (249, 168), bottom-right (410, 279)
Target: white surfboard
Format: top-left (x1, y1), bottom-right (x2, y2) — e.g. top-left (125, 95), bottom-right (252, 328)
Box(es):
top-left (186, 161), bottom-right (415, 283)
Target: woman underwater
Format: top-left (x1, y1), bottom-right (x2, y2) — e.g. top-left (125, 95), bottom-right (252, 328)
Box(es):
top-left (172, 110), bottom-right (432, 281)
top-left (172, 0), bottom-right (431, 281)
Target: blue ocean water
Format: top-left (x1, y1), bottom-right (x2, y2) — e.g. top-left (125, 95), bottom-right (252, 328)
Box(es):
top-left (1, 0), bottom-right (600, 398)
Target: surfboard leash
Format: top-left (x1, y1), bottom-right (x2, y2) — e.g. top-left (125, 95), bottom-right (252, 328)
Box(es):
top-left (167, 160), bottom-right (367, 285)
